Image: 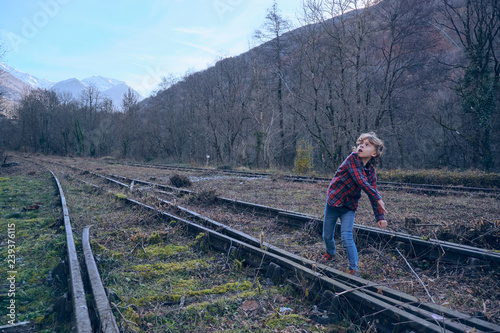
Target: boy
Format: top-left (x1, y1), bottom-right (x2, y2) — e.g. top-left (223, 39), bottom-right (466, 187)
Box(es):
top-left (321, 132), bottom-right (387, 275)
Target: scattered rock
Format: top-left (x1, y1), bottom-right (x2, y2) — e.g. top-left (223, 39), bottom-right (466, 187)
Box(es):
top-left (23, 204), bottom-right (40, 211)
top-left (240, 299), bottom-right (259, 312)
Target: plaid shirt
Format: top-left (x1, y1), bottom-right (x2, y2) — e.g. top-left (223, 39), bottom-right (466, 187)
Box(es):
top-left (326, 152), bottom-right (385, 221)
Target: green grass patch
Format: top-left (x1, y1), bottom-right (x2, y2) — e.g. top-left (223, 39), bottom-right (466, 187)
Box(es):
top-left (0, 173), bottom-right (69, 332)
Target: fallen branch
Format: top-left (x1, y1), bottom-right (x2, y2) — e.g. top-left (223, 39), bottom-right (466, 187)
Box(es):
top-left (396, 247), bottom-right (435, 304)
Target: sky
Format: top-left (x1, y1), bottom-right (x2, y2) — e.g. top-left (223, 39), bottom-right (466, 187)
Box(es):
top-left (0, 0), bottom-right (305, 97)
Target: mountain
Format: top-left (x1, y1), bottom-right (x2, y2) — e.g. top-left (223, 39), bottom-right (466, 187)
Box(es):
top-left (82, 76), bottom-right (126, 92)
top-left (50, 78), bottom-right (87, 99)
top-left (0, 63), bottom-right (54, 89)
top-left (0, 70), bottom-right (31, 118)
top-left (50, 77), bottom-right (143, 108)
top-left (0, 62), bottom-right (143, 113)
top-left (102, 83), bottom-right (142, 105)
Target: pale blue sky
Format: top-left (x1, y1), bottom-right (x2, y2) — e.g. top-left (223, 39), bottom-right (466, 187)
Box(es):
top-left (0, 0), bottom-right (304, 96)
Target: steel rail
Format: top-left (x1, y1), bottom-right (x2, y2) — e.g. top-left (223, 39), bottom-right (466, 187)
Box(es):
top-left (82, 226), bottom-right (120, 333)
top-left (50, 171), bottom-right (92, 333)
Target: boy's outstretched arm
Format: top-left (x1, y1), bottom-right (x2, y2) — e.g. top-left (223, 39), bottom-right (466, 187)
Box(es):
top-left (377, 199), bottom-right (387, 215)
top-left (376, 200), bottom-right (387, 228)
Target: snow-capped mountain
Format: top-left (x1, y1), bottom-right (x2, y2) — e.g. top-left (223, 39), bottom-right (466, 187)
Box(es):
top-left (50, 77), bottom-right (143, 107)
top-left (50, 78), bottom-right (87, 99)
top-left (0, 70), bottom-right (31, 118)
top-left (0, 62), bottom-right (143, 112)
top-left (0, 63), bottom-right (54, 89)
top-left (82, 76), bottom-right (126, 92)
top-left (102, 83), bottom-right (142, 105)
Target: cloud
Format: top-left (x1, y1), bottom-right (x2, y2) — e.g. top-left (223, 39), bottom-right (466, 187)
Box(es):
top-left (172, 40), bottom-right (218, 55)
top-left (171, 27), bottom-right (217, 37)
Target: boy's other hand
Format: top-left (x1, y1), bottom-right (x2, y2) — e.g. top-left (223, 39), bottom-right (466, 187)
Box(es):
top-left (377, 220), bottom-right (388, 229)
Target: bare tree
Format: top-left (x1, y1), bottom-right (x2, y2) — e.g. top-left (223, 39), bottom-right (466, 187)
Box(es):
top-left (438, 0), bottom-right (500, 169)
top-left (79, 84), bottom-right (101, 128)
top-left (291, 0), bottom-right (377, 170)
top-left (368, 0), bottom-right (436, 166)
top-left (17, 89), bottom-right (60, 153)
top-left (203, 57), bottom-right (252, 165)
top-left (248, 58), bottom-right (279, 168)
top-left (254, 1), bottom-right (293, 167)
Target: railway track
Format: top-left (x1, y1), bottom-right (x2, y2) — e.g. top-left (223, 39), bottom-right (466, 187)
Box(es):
top-left (50, 171), bottom-right (119, 332)
top-left (108, 161), bottom-right (500, 197)
top-left (37, 158), bottom-right (500, 332)
top-left (100, 172), bottom-right (500, 271)
top-left (41, 158), bottom-right (500, 268)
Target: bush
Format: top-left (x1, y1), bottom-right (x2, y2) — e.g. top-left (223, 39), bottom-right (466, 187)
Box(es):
top-left (294, 139), bottom-right (313, 175)
top-left (189, 189), bottom-right (217, 205)
top-left (377, 169), bottom-right (500, 188)
top-left (169, 174), bottom-right (192, 188)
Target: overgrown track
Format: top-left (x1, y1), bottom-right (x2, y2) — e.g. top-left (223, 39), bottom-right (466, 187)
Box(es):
top-left (46, 158), bottom-right (500, 269)
top-left (50, 171), bottom-right (92, 332)
top-left (103, 173), bottom-right (500, 272)
top-left (40, 159), bottom-right (500, 332)
top-left (109, 161), bottom-right (500, 197)
top-left (51, 171), bottom-right (119, 332)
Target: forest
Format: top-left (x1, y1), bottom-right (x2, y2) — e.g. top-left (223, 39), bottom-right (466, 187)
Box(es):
top-left (1, 0), bottom-right (499, 172)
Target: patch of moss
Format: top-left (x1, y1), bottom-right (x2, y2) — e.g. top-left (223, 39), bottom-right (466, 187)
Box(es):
top-left (265, 313), bottom-right (308, 329)
top-left (90, 240), bottom-right (125, 260)
top-left (189, 280), bottom-right (252, 297)
top-left (131, 259), bottom-right (210, 279)
top-left (114, 192), bottom-right (128, 200)
top-left (137, 243), bottom-right (189, 259)
top-left (123, 306), bottom-right (140, 324)
top-left (134, 280), bottom-right (252, 306)
top-left (184, 289), bottom-right (258, 312)
top-left (147, 230), bottom-right (167, 244)
top-left (193, 232), bottom-right (209, 250)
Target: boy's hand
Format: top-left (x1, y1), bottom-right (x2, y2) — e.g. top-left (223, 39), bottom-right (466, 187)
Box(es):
top-left (377, 220), bottom-right (388, 229)
top-left (377, 199), bottom-right (387, 215)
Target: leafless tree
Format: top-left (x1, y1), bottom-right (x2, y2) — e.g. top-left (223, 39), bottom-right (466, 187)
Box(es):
top-left (254, 1), bottom-right (293, 167)
top-left (17, 89), bottom-right (59, 153)
top-left (247, 59), bottom-right (278, 168)
top-left (291, 0), bottom-right (377, 170)
top-left (437, 0), bottom-right (500, 169)
top-left (368, 0), bottom-right (437, 166)
top-left (79, 84), bottom-right (101, 129)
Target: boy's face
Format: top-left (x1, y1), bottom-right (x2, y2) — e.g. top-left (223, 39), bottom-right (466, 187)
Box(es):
top-left (356, 139), bottom-right (378, 160)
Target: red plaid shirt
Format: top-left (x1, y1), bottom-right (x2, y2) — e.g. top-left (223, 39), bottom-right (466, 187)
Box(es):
top-left (326, 152), bottom-right (385, 221)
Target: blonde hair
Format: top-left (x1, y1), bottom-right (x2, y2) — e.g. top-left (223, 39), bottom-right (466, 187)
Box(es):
top-left (353, 132), bottom-right (385, 166)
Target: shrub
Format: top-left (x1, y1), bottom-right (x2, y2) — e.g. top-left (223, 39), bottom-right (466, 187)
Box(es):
top-left (294, 139), bottom-right (313, 175)
top-left (169, 174), bottom-right (192, 188)
top-left (189, 189), bottom-right (218, 205)
top-left (377, 169), bottom-right (500, 188)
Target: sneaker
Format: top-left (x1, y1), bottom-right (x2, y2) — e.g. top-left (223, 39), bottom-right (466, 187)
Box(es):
top-left (321, 253), bottom-right (333, 261)
top-left (346, 269), bottom-right (361, 277)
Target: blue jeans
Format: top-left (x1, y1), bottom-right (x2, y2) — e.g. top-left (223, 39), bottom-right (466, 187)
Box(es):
top-left (323, 204), bottom-right (358, 271)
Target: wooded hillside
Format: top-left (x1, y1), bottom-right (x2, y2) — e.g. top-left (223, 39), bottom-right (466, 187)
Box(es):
top-left (2, 0), bottom-right (499, 172)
